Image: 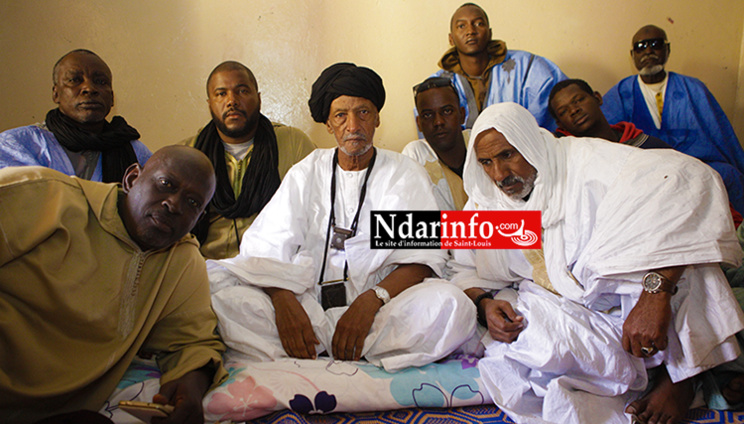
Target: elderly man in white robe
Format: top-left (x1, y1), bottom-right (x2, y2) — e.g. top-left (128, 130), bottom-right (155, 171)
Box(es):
top-left (451, 102), bottom-right (744, 424)
top-left (209, 63), bottom-right (475, 371)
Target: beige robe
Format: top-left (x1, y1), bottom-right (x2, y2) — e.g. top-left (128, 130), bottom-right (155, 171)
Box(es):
top-left (0, 166), bottom-right (227, 423)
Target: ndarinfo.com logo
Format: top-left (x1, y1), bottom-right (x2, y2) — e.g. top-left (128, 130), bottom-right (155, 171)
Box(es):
top-left (370, 210), bottom-right (541, 249)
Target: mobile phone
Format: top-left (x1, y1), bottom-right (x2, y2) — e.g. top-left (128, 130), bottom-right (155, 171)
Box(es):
top-left (118, 400), bottom-right (174, 423)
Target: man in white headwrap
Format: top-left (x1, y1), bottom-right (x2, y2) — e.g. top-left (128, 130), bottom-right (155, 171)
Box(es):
top-left (451, 102), bottom-right (744, 423)
top-left (208, 63), bottom-right (475, 371)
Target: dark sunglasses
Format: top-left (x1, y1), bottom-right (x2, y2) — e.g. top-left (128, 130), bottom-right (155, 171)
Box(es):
top-left (633, 38), bottom-right (668, 53)
top-left (413, 77), bottom-right (454, 95)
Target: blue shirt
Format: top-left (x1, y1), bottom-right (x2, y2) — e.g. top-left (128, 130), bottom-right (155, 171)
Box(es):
top-left (0, 124), bottom-right (152, 182)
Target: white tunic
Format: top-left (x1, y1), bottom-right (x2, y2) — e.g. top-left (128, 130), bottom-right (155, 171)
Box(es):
top-left (450, 103), bottom-right (744, 423)
top-left (210, 148), bottom-right (475, 371)
top-left (401, 130), bottom-right (470, 211)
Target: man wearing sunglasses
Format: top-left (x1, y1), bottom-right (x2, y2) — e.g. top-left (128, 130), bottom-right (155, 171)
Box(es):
top-left (602, 25), bottom-right (744, 216)
top-left (403, 77), bottom-right (469, 211)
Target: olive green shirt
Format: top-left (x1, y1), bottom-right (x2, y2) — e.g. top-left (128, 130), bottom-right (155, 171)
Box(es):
top-left (183, 123), bottom-right (316, 259)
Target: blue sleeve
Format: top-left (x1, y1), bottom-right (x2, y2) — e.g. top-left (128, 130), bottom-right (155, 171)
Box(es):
top-left (131, 140), bottom-right (153, 165)
top-left (0, 126), bottom-right (60, 171)
top-left (523, 55), bottom-right (567, 131)
top-left (675, 77), bottom-right (744, 213)
top-left (601, 80), bottom-right (633, 125)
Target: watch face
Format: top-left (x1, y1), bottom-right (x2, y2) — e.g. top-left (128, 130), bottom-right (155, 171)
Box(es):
top-left (373, 286), bottom-right (390, 304)
top-left (643, 273), bottom-right (662, 292)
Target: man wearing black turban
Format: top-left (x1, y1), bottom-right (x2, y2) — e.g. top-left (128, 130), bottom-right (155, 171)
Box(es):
top-left (211, 62), bottom-right (475, 369)
top-left (308, 62), bottom-right (386, 124)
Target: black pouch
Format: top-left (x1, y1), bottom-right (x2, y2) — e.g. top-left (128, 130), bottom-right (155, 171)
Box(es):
top-left (320, 280), bottom-right (347, 310)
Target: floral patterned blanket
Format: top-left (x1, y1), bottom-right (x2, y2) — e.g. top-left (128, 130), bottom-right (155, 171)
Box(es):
top-left (102, 353), bottom-right (485, 422)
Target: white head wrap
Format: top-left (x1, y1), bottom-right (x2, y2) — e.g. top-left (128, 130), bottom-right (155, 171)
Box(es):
top-left (464, 102), bottom-right (566, 228)
top-left (460, 102), bottom-right (740, 304)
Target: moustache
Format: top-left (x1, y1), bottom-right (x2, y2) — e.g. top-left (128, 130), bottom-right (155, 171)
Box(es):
top-left (343, 133), bottom-right (367, 142)
top-left (222, 108), bottom-right (246, 120)
top-left (497, 175), bottom-right (524, 188)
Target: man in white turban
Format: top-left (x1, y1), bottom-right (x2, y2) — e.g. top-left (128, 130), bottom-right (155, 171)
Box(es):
top-left (451, 102), bottom-right (744, 423)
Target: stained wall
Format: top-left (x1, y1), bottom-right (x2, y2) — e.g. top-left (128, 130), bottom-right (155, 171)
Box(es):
top-left (2, 1), bottom-right (743, 150)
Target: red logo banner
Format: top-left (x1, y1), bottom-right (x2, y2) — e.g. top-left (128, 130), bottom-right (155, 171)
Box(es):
top-left (370, 210), bottom-right (541, 249)
top-left (440, 210), bottom-right (541, 249)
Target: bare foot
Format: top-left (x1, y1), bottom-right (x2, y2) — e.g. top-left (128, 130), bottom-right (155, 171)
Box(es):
top-left (722, 373), bottom-right (744, 406)
top-left (625, 366), bottom-right (693, 424)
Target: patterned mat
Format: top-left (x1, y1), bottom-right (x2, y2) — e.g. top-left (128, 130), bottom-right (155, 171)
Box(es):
top-left (252, 405), bottom-right (744, 424)
top-left (252, 405), bottom-right (514, 423)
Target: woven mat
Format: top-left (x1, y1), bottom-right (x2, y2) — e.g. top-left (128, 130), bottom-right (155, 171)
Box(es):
top-left (252, 405), bottom-right (744, 424)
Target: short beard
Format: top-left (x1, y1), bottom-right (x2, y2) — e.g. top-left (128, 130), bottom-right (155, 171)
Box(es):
top-left (497, 170), bottom-right (537, 201)
top-left (339, 133), bottom-right (373, 157)
top-left (639, 64), bottom-right (664, 77)
top-left (211, 108), bottom-right (260, 140)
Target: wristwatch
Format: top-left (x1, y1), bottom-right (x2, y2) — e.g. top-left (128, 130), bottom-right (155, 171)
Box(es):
top-left (642, 272), bottom-right (678, 295)
top-left (372, 286), bottom-right (391, 304)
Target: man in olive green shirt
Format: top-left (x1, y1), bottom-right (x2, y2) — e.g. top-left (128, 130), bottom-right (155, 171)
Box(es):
top-left (184, 61), bottom-right (315, 259)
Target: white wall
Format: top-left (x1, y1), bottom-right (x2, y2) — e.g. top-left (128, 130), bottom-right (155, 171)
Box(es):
top-left (2, 0), bottom-right (743, 151)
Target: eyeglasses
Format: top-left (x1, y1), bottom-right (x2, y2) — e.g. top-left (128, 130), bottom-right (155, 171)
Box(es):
top-left (633, 38), bottom-right (668, 53)
top-left (413, 77), bottom-right (454, 95)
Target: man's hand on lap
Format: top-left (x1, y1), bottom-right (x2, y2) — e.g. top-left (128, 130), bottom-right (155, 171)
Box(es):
top-left (267, 287), bottom-right (319, 359)
top-left (484, 298), bottom-right (524, 343)
top-left (332, 290), bottom-right (381, 361)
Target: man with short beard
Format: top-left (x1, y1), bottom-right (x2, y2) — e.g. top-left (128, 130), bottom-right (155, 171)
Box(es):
top-left (602, 25), bottom-right (744, 215)
top-left (208, 63), bottom-right (475, 370)
top-left (183, 61), bottom-right (315, 259)
top-left (454, 103), bottom-right (744, 424)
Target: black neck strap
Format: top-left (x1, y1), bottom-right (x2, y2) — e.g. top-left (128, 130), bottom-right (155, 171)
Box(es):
top-left (317, 148), bottom-right (377, 284)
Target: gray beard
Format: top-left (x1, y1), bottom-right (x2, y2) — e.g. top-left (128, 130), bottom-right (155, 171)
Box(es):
top-left (639, 64), bottom-right (664, 77)
top-left (497, 171), bottom-right (538, 201)
top-left (513, 171), bottom-right (537, 201)
top-left (339, 140), bottom-right (373, 157)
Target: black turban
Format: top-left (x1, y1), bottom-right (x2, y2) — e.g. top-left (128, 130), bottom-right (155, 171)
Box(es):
top-left (308, 62), bottom-right (386, 123)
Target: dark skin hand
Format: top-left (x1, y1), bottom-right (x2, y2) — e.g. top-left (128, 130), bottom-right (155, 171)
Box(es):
top-left (465, 288), bottom-right (524, 342)
top-left (622, 266), bottom-right (684, 357)
top-left (332, 264), bottom-right (433, 361)
top-left (266, 264), bottom-right (432, 361)
top-left (265, 287), bottom-right (319, 359)
top-left (332, 289), bottom-right (382, 360)
top-left (152, 367), bottom-right (212, 424)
